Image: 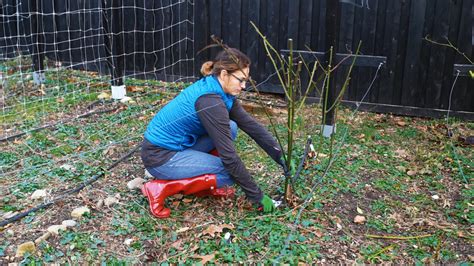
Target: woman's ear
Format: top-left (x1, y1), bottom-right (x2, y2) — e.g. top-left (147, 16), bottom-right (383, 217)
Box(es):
top-left (219, 70), bottom-right (228, 80)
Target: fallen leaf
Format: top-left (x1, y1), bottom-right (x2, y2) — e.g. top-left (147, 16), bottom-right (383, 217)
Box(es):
top-left (171, 239), bottom-right (183, 250)
top-left (356, 206), bottom-right (364, 214)
top-left (173, 194), bottom-right (184, 200)
top-left (394, 149), bottom-right (409, 158)
top-left (97, 92), bottom-right (111, 100)
top-left (314, 229), bottom-right (323, 238)
top-left (176, 227), bottom-right (190, 233)
top-left (202, 224), bottom-right (234, 237)
top-left (192, 253), bottom-right (215, 264)
top-left (397, 121), bottom-right (406, 126)
top-left (127, 85), bottom-right (145, 92)
top-left (407, 170), bottom-right (417, 176)
top-left (182, 198), bottom-right (193, 203)
top-left (354, 215), bottom-right (366, 224)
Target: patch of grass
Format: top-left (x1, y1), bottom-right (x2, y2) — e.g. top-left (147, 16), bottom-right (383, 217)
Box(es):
top-left (366, 218), bottom-right (395, 233)
top-left (59, 231), bottom-right (105, 255)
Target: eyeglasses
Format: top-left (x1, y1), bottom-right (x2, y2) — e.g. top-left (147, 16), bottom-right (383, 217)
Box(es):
top-left (229, 72), bottom-right (249, 87)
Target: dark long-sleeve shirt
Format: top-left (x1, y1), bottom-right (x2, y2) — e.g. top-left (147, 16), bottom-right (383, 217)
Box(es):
top-left (141, 94), bottom-right (281, 203)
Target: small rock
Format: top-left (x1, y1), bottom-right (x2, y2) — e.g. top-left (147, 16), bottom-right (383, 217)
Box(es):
top-left (124, 239), bottom-right (133, 245)
top-left (144, 170), bottom-right (153, 179)
top-left (30, 189), bottom-right (47, 200)
top-left (60, 164), bottom-right (76, 171)
top-left (354, 215), bottom-right (366, 224)
top-left (6, 229), bottom-right (14, 237)
top-left (432, 195), bottom-right (440, 200)
top-left (127, 178), bottom-right (146, 190)
top-left (96, 199), bottom-right (104, 209)
top-left (104, 196), bottom-right (119, 207)
top-left (34, 232), bottom-right (51, 244)
top-left (62, 220), bottom-right (77, 227)
top-left (224, 232), bottom-right (231, 241)
top-left (120, 96), bottom-right (135, 103)
top-left (407, 170), bottom-right (417, 176)
top-left (97, 92), bottom-right (111, 100)
top-left (71, 206), bottom-right (90, 218)
top-left (16, 241), bottom-right (36, 257)
top-left (47, 224), bottom-right (67, 235)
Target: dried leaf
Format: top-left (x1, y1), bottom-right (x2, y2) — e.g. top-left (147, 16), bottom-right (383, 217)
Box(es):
top-left (397, 121), bottom-right (406, 126)
top-left (314, 229), bottom-right (323, 238)
top-left (192, 253), bottom-right (215, 264)
top-left (176, 226), bottom-right (190, 233)
top-left (354, 215), bottom-right (366, 224)
top-left (202, 224), bottom-right (234, 237)
top-left (171, 239), bottom-right (183, 250)
top-left (407, 170), bottom-right (417, 176)
top-left (356, 206), bottom-right (364, 214)
top-left (182, 198), bottom-right (193, 203)
top-left (127, 85), bottom-right (145, 92)
top-left (394, 149), bottom-right (409, 158)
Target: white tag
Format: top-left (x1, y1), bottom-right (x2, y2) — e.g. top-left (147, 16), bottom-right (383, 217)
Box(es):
top-left (272, 199), bottom-right (282, 208)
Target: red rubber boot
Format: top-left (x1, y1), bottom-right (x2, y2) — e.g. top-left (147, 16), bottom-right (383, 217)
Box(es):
top-left (142, 174), bottom-right (219, 218)
top-left (193, 149), bottom-right (235, 197)
top-left (194, 186), bottom-right (235, 198)
top-left (209, 149), bottom-right (219, 157)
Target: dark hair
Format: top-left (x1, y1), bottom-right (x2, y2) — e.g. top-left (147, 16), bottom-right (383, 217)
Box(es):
top-left (200, 48), bottom-right (251, 76)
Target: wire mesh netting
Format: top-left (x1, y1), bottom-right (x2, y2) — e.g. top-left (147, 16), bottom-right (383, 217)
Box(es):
top-left (0, 0), bottom-right (195, 207)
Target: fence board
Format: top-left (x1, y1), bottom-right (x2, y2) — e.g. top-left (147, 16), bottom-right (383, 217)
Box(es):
top-left (1, 0), bottom-right (473, 116)
top-left (425, 0), bottom-right (450, 109)
top-left (245, 0), bottom-right (260, 82)
top-left (391, 0), bottom-right (411, 106)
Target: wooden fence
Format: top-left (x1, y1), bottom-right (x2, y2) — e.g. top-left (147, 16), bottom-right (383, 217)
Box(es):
top-left (1, 0), bottom-right (473, 118)
top-left (194, 0), bottom-right (474, 118)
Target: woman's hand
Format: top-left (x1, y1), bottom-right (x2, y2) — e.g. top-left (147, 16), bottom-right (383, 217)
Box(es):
top-left (260, 194), bottom-right (276, 213)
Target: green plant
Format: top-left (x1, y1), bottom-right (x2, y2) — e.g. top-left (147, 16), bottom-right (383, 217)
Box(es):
top-left (249, 22), bottom-right (361, 202)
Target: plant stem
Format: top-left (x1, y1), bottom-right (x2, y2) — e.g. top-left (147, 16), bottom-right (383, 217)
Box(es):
top-left (365, 234), bottom-right (432, 240)
top-left (284, 38), bottom-right (294, 201)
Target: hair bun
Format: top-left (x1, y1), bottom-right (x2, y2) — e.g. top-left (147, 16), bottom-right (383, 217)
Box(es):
top-left (200, 61), bottom-right (214, 76)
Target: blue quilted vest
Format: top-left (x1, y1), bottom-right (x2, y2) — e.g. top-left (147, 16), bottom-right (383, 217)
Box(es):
top-left (144, 75), bottom-right (235, 151)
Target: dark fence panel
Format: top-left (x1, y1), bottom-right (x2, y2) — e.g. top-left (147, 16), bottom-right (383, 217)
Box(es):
top-left (1, 0), bottom-right (472, 117)
top-left (195, 0), bottom-right (474, 117)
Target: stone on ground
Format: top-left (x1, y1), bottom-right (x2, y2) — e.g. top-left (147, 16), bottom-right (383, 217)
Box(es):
top-left (71, 206), bottom-right (90, 218)
top-left (127, 177), bottom-right (146, 190)
top-left (30, 189), bottom-right (47, 200)
top-left (62, 220), bottom-right (77, 227)
top-left (104, 196), bottom-right (119, 207)
top-left (47, 224), bottom-right (67, 235)
top-left (16, 241), bottom-right (36, 257)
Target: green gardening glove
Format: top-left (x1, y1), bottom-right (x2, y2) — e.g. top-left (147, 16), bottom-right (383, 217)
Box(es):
top-left (260, 194), bottom-right (275, 213)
